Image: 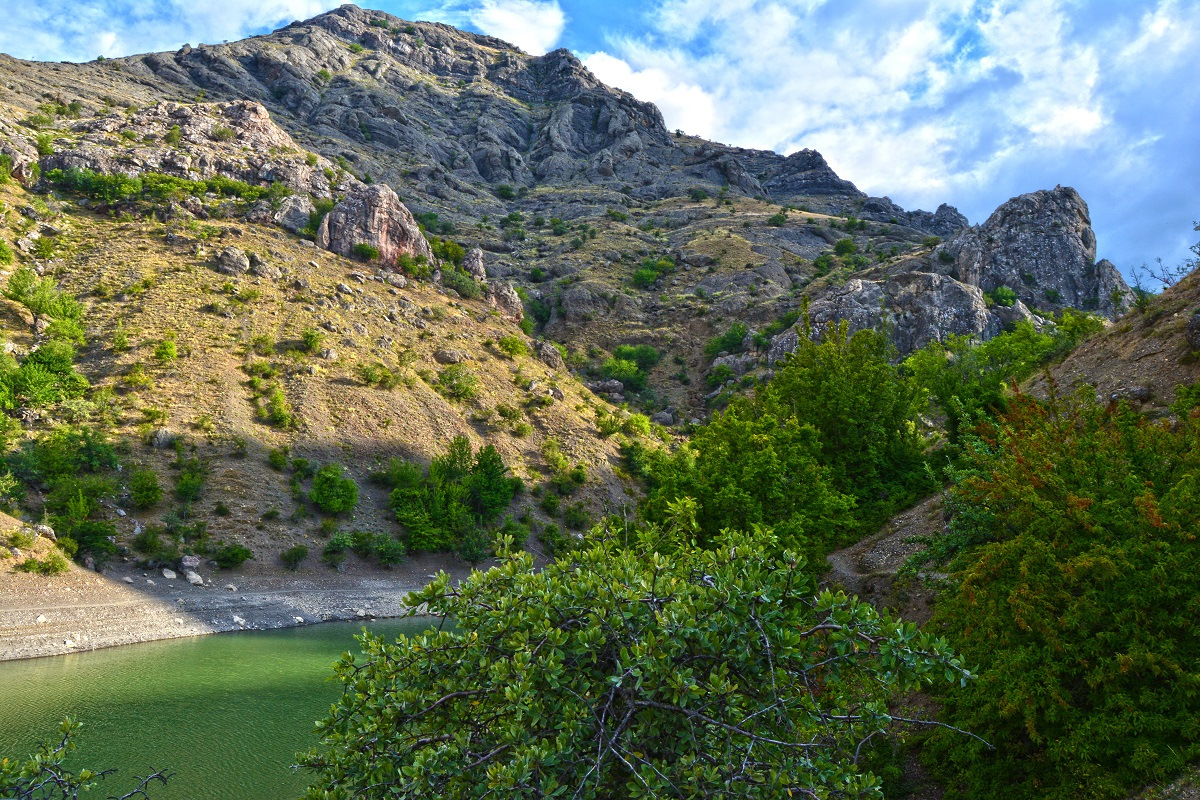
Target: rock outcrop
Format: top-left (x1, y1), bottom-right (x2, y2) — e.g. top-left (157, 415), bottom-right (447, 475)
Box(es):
top-left (939, 186), bottom-right (1133, 316)
top-left (317, 184), bottom-right (432, 266)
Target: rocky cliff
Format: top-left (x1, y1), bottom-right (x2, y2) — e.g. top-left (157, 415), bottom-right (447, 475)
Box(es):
top-left (0, 3), bottom-right (1134, 420)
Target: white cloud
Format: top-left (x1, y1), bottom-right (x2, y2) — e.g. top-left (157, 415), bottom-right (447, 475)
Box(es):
top-left (582, 51), bottom-right (716, 137)
top-left (469, 0), bottom-right (566, 54)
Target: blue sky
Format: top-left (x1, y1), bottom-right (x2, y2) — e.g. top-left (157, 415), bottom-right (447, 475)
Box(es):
top-left (2, 0), bottom-right (1197, 279)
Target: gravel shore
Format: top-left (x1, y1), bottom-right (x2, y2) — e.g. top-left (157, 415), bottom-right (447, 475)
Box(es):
top-left (0, 550), bottom-right (471, 661)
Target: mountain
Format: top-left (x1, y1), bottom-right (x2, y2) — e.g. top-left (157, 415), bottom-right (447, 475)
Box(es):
top-left (0, 4), bottom-right (1139, 579)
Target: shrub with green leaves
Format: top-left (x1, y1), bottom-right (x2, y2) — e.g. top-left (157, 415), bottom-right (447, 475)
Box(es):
top-left (923, 390), bottom-right (1200, 800)
top-left (495, 335), bottom-right (527, 358)
top-left (352, 242), bottom-right (380, 261)
top-left (309, 463), bottom-right (359, 515)
top-left (378, 436), bottom-right (516, 554)
top-left (704, 322), bottom-right (748, 357)
top-left (280, 544), bottom-right (309, 570)
top-left (437, 363), bottom-right (478, 400)
top-left (301, 519), bottom-right (971, 800)
top-left (128, 469), bottom-right (163, 509)
top-left (439, 266), bottom-right (480, 299)
top-left (213, 542), bottom-right (253, 569)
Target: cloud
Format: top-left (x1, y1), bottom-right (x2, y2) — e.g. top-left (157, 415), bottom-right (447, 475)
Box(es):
top-left (582, 51), bottom-right (716, 137)
top-left (0, 0), bottom-right (331, 61)
top-left (469, 0), bottom-right (566, 53)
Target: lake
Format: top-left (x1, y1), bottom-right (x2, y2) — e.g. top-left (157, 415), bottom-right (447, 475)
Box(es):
top-left (0, 618), bottom-right (433, 800)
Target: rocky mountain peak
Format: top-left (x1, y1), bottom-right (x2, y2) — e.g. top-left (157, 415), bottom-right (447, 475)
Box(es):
top-left (939, 185), bottom-right (1131, 316)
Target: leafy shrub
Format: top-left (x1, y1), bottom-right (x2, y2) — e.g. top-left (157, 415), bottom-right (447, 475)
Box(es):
top-left (688, 187), bottom-right (709, 201)
top-left (300, 329), bottom-right (324, 353)
top-left (562, 502), bottom-right (590, 530)
top-left (301, 528), bottom-right (970, 800)
top-left (352, 242), bottom-right (380, 261)
top-left (210, 126), bottom-right (236, 142)
top-left (280, 544), bottom-right (309, 570)
top-left (599, 357), bottom-right (645, 392)
top-left (437, 364), bottom-right (479, 400)
top-left (833, 238), bottom-right (856, 256)
top-left (986, 285), bottom-right (1018, 307)
top-left (705, 363), bottom-right (735, 389)
top-left (704, 322), bottom-right (748, 357)
top-left (767, 211), bottom-right (787, 226)
top-left (380, 437), bottom-right (516, 554)
top-left (923, 391), bottom-right (1200, 800)
top-left (494, 184), bottom-right (516, 200)
top-left (213, 542), bottom-right (253, 569)
top-left (154, 337), bottom-right (177, 362)
top-left (164, 124), bottom-right (182, 145)
top-left (496, 335), bottom-right (527, 358)
top-left (631, 256), bottom-right (674, 289)
top-left (309, 464), bottom-right (359, 515)
top-left (439, 266), bottom-right (480, 298)
top-left (429, 237), bottom-right (465, 266)
top-left (174, 458), bottom-right (207, 502)
top-left (267, 447), bottom-right (289, 471)
top-left (129, 469), bottom-right (163, 509)
top-left (16, 548), bottom-right (70, 575)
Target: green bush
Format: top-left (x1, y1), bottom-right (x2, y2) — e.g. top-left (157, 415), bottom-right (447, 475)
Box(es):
top-left (0, 239), bottom-right (13, 265)
top-left (267, 447), bottom-right (289, 471)
top-left (986, 286), bottom-right (1018, 307)
top-left (437, 364), bottom-right (479, 400)
top-left (494, 184), bottom-right (517, 200)
top-left (301, 526), bottom-right (969, 799)
top-left (300, 329), bottom-right (324, 353)
top-left (704, 322), bottom-right (748, 357)
top-left (129, 469), bottom-right (163, 509)
top-left (213, 542), bottom-right (253, 569)
top-left (164, 124), bottom-right (182, 145)
top-left (767, 211), bottom-right (787, 226)
top-left (352, 242), bottom-right (380, 261)
top-left (599, 357), bottom-right (645, 392)
top-left (439, 266), bottom-right (480, 299)
top-left (210, 126), bottom-right (236, 142)
top-left (16, 548), bottom-right (70, 575)
top-left (175, 458), bottom-right (207, 502)
top-left (309, 463), bottom-right (359, 515)
top-left (280, 544), bottom-right (309, 570)
top-left (923, 391), bottom-right (1200, 800)
top-left (380, 437), bottom-right (516, 554)
top-left (496, 335), bottom-right (527, 358)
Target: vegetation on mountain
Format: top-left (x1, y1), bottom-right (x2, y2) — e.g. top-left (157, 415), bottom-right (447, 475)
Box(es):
top-left (301, 509), bottom-right (972, 800)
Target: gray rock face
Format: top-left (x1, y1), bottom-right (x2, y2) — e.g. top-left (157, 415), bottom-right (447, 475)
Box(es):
top-left (534, 340), bottom-right (564, 370)
top-left (216, 246), bottom-right (251, 275)
top-left (488, 282), bottom-right (524, 323)
top-left (317, 184), bottom-right (432, 267)
top-left (274, 195), bottom-right (316, 233)
top-left (434, 348), bottom-right (468, 364)
top-left (463, 247), bottom-right (487, 283)
top-left (1187, 312), bottom-right (1200, 352)
top-left (940, 186), bottom-right (1132, 317)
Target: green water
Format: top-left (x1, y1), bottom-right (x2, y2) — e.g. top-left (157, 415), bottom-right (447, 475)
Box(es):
top-left (0, 619), bottom-right (432, 800)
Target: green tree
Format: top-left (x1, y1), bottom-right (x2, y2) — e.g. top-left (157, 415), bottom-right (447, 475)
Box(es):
top-left (924, 391), bottom-right (1200, 799)
top-left (309, 464), bottom-right (359, 515)
top-left (301, 519), bottom-right (972, 800)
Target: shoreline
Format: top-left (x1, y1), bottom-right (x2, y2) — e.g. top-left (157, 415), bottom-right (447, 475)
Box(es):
top-left (0, 554), bottom-right (469, 662)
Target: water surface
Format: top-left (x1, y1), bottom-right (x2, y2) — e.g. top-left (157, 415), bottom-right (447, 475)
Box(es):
top-left (0, 619), bottom-right (433, 800)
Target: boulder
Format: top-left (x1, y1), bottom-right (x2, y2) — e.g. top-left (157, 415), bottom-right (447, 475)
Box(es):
top-left (274, 195), bottom-right (316, 233)
top-left (162, 568), bottom-right (177, 580)
top-left (434, 349), bottom-right (468, 364)
top-left (1187, 312), bottom-right (1200, 352)
top-left (941, 186), bottom-right (1133, 317)
top-left (317, 184), bottom-right (433, 267)
top-left (534, 340), bottom-right (565, 370)
top-left (463, 247), bottom-right (487, 283)
top-left (487, 282), bottom-right (524, 324)
top-left (185, 570), bottom-right (204, 586)
top-left (179, 554), bottom-right (202, 570)
top-left (33, 523), bottom-right (55, 541)
top-left (216, 246), bottom-right (251, 275)
top-left (150, 428), bottom-right (177, 448)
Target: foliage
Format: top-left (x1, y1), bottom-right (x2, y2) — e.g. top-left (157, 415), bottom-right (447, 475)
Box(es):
top-left (301, 523), bottom-right (971, 800)
top-left (437, 363), bottom-right (479, 400)
top-left (15, 548), bottom-right (70, 575)
top-left (904, 316), bottom-right (1101, 444)
top-left (309, 464), bottom-right (359, 515)
top-left (612, 344), bottom-right (660, 373)
top-left (128, 469), bottom-right (163, 509)
top-left (440, 266), bottom-right (480, 299)
top-left (174, 457), bottom-right (207, 502)
top-left (280, 544), bottom-right (309, 568)
top-left (4, 268), bottom-right (86, 342)
top-left (429, 237), bottom-right (465, 266)
top-left (352, 243), bottom-right (380, 261)
top-left (599, 357), bottom-right (645, 392)
top-left (631, 256), bottom-right (674, 289)
top-left (0, 720), bottom-right (170, 799)
top-left (379, 436), bottom-right (516, 555)
top-left (985, 286), bottom-right (1018, 307)
top-left (495, 334), bottom-right (527, 358)
top-left (833, 238), bottom-right (857, 256)
top-left (213, 542), bottom-right (253, 569)
top-left (924, 390), bottom-right (1200, 800)
top-left (704, 322), bottom-right (748, 357)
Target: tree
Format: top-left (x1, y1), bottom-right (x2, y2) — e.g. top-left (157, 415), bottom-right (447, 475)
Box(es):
top-left (301, 516), bottom-right (973, 800)
top-left (0, 719), bottom-right (169, 799)
top-left (309, 463), bottom-right (359, 515)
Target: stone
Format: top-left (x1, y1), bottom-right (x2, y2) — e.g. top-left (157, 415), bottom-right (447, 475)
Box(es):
top-left (225, 584), bottom-right (237, 591)
top-left (233, 615), bottom-right (247, 626)
top-left (33, 523), bottom-right (55, 541)
top-left (651, 410), bottom-right (675, 426)
top-left (179, 554), bottom-right (202, 570)
top-left (463, 247), bottom-right (487, 282)
top-left (185, 570), bottom-right (204, 586)
top-left (35, 614), bottom-right (47, 624)
top-left (319, 348), bottom-right (338, 360)
top-left (317, 184), bottom-right (433, 266)
top-left (487, 282), bottom-right (524, 323)
top-left (534, 340), bottom-right (565, 370)
top-left (273, 194), bottom-right (316, 233)
top-left (150, 428), bottom-right (177, 448)
top-left (123, 576), bottom-right (135, 584)
top-left (294, 616), bottom-right (305, 624)
top-left (434, 348), bottom-right (468, 364)
top-left (161, 568), bottom-right (177, 580)
top-left (1186, 313), bottom-right (1200, 352)
top-left (216, 246), bottom-right (251, 275)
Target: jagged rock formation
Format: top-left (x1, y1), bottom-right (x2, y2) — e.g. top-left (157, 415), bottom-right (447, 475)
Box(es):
top-left (937, 186), bottom-right (1133, 316)
top-left (317, 184), bottom-right (431, 264)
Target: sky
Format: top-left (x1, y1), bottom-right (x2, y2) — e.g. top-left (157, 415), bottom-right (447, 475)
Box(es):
top-left (1, 1), bottom-right (1196, 278)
